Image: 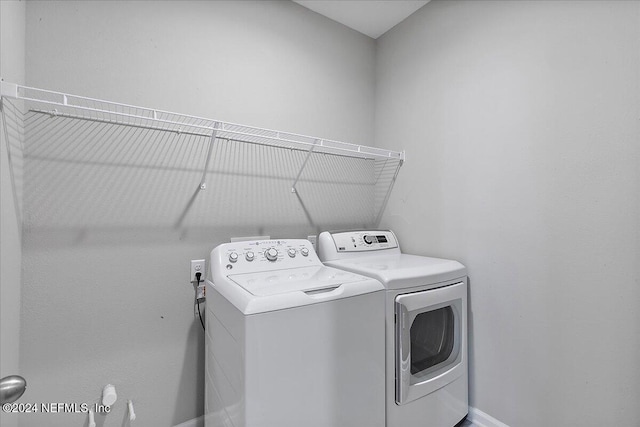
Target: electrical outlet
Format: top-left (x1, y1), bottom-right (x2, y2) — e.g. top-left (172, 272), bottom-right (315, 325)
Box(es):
top-left (190, 259), bottom-right (205, 282)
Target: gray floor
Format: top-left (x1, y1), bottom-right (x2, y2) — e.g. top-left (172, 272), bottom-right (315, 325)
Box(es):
top-left (459, 419), bottom-right (474, 427)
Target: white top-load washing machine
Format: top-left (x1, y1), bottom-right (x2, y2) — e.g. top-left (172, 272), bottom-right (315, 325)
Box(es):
top-left (318, 230), bottom-right (468, 427)
top-left (205, 238), bottom-right (386, 427)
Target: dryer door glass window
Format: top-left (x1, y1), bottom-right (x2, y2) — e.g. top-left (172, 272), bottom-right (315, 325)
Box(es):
top-left (410, 307), bottom-right (455, 375)
top-left (395, 281), bottom-right (466, 405)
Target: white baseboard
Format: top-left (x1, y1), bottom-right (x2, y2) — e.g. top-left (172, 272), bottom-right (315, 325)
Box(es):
top-left (468, 407), bottom-right (510, 427)
top-left (176, 409), bottom-right (504, 427)
top-left (172, 415), bottom-right (204, 427)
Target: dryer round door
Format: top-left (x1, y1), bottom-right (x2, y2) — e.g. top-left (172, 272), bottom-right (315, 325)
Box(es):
top-left (395, 281), bottom-right (467, 405)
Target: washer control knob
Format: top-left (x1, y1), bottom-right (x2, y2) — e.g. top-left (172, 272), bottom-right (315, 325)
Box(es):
top-left (265, 248), bottom-right (278, 262)
top-left (228, 252), bottom-right (238, 263)
top-left (363, 235), bottom-right (373, 244)
top-left (287, 248), bottom-right (296, 258)
top-left (245, 251), bottom-right (255, 262)
top-left (300, 247), bottom-right (309, 257)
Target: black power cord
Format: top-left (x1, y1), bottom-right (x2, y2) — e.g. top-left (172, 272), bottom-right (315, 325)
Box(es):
top-left (195, 272), bottom-right (205, 330)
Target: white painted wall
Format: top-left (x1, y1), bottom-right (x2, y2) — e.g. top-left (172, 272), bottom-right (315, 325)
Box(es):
top-left (375, 1), bottom-right (640, 426)
top-left (26, 0), bottom-right (374, 145)
top-left (15, 1), bottom-right (640, 426)
top-left (21, 1), bottom-right (375, 426)
top-left (0, 2), bottom-right (25, 427)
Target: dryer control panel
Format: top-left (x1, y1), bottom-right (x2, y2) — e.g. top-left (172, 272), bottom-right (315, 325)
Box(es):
top-left (318, 230), bottom-right (400, 261)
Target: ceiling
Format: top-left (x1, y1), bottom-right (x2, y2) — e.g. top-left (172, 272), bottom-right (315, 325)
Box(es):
top-left (293, 1), bottom-right (430, 39)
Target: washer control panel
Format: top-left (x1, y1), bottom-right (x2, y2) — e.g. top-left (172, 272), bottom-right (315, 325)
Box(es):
top-left (212, 239), bottom-right (319, 275)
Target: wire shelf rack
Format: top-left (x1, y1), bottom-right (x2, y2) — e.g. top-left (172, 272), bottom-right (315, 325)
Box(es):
top-left (1, 81), bottom-right (404, 233)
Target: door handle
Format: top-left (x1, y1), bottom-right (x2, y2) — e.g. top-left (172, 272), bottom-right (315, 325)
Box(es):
top-left (0, 376), bottom-right (26, 404)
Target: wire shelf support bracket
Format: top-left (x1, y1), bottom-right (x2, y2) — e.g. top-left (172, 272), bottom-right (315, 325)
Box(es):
top-left (291, 139), bottom-right (319, 194)
top-left (200, 123), bottom-right (220, 191)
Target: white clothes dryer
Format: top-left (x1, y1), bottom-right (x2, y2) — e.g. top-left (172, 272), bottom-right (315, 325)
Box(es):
top-left (205, 238), bottom-right (386, 427)
top-left (318, 230), bottom-right (468, 427)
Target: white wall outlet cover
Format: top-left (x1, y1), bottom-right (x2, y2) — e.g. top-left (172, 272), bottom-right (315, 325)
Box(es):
top-left (190, 259), bottom-right (206, 281)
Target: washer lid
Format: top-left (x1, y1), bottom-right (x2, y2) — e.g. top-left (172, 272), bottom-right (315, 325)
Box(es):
top-left (228, 265), bottom-right (368, 296)
top-left (211, 265), bottom-right (384, 315)
top-left (324, 254), bottom-right (466, 289)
